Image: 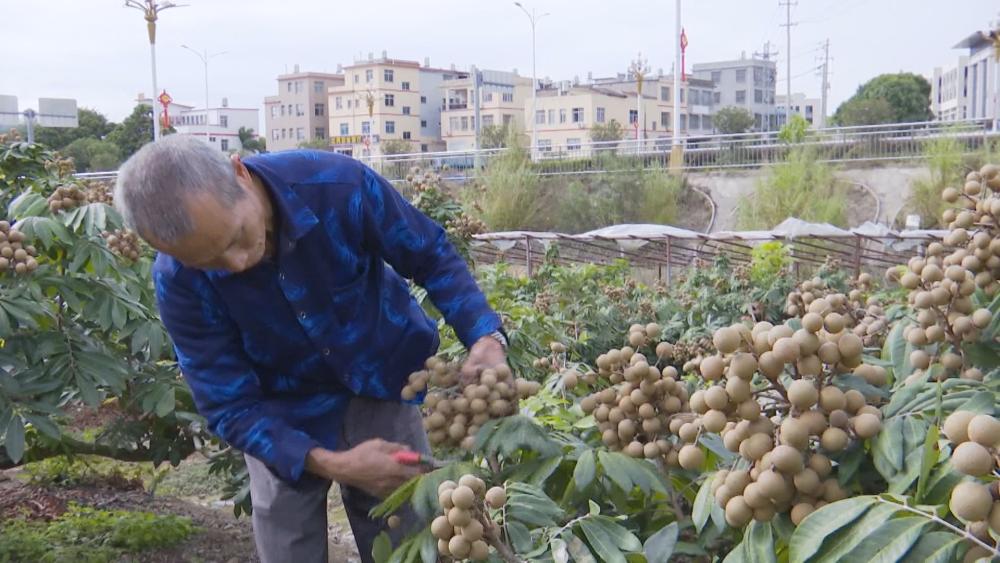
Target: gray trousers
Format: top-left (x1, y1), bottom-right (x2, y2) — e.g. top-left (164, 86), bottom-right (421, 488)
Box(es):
top-left (245, 397), bottom-right (431, 563)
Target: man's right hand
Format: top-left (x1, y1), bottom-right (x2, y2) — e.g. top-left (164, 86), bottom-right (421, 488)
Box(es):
top-left (306, 439), bottom-right (424, 498)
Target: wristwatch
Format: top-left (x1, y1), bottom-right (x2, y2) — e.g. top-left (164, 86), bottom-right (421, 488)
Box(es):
top-left (486, 330), bottom-right (509, 350)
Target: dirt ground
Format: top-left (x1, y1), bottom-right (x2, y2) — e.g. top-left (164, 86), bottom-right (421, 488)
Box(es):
top-left (0, 458), bottom-right (362, 563)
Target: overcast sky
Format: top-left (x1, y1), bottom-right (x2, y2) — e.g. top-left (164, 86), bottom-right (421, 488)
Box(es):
top-left (2, 0), bottom-right (998, 130)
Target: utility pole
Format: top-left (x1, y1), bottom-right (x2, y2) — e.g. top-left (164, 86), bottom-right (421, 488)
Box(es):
top-left (820, 39), bottom-right (830, 128)
top-left (181, 45), bottom-right (228, 126)
top-left (670, 0), bottom-right (683, 172)
top-left (514, 2), bottom-right (549, 158)
top-left (779, 0), bottom-right (797, 126)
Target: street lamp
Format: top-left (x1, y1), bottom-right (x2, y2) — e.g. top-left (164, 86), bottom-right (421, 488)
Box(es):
top-left (181, 45), bottom-right (228, 126)
top-left (125, 0), bottom-right (184, 141)
top-left (514, 2), bottom-right (549, 156)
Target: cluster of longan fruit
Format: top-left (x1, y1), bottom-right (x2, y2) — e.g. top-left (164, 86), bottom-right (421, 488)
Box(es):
top-left (890, 163), bottom-right (999, 382)
top-left (404, 358), bottom-right (540, 450)
top-left (684, 319), bottom-right (885, 527)
top-left (47, 184), bottom-right (87, 213)
top-left (102, 229), bottom-right (141, 261)
top-left (84, 181), bottom-right (114, 205)
top-left (784, 274), bottom-right (889, 348)
top-left (0, 129), bottom-right (22, 144)
top-left (580, 330), bottom-right (692, 462)
top-left (431, 475), bottom-right (505, 561)
top-left (942, 410), bottom-right (1000, 547)
top-left (0, 221), bottom-right (39, 275)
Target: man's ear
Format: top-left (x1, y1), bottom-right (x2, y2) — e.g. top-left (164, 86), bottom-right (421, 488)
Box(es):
top-left (230, 153), bottom-right (251, 182)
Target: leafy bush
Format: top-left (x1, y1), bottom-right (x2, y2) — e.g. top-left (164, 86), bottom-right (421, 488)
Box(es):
top-left (470, 132), bottom-right (542, 230)
top-left (738, 147), bottom-right (847, 229)
top-left (0, 504), bottom-right (194, 562)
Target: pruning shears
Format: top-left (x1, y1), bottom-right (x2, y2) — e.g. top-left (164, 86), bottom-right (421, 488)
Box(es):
top-left (393, 450), bottom-right (446, 469)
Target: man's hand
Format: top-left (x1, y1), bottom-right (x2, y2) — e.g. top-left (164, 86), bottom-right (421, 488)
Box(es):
top-left (460, 336), bottom-right (507, 385)
top-left (306, 439), bottom-right (424, 498)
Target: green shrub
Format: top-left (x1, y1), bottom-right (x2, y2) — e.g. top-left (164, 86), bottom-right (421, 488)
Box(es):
top-left (0, 504), bottom-right (195, 562)
top-left (23, 455), bottom-right (146, 489)
top-left (738, 147), bottom-right (847, 229)
top-left (749, 241), bottom-right (790, 285)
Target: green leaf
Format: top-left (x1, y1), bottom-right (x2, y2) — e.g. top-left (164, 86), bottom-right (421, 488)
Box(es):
top-left (956, 391), bottom-right (997, 415)
top-left (8, 191), bottom-right (48, 218)
top-left (643, 522), bottom-right (678, 563)
top-left (507, 521), bottom-right (532, 553)
top-left (742, 521), bottom-right (777, 563)
top-left (842, 516), bottom-right (928, 562)
top-left (902, 531), bottom-right (963, 563)
top-left (154, 387), bottom-right (176, 417)
top-left (789, 496), bottom-right (877, 563)
top-left (962, 341), bottom-right (1000, 371)
top-left (883, 319), bottom-right (910, 384)
top-left (564, 533), bottom-right (597, 563)
top-left (474, 414), bottom-right (560, 458)
top-left (810, 503), bottom-right (897, 563)
top-left (692, 472), bottom-right (716, 534)
top-left (580, 518), bottom-right (626, 563)
top-left (915, 424), bottom-right (940, 503)
top-left (372, 531), bottom-right (392, 563)
top-left (3, 414), bottom-right (25, 463)
top-left (591, 515), bottom-right (641, 552)
top-left (23, 413), bottom-right (61, 440)
top-left (575, 449), bottom-right (596, 491)
top-left (506, 481), bottom-right (565, 527)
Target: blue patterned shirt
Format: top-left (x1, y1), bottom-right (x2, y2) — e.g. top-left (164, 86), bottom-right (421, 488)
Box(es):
top-left (153, 150), bottom-right (502, 482)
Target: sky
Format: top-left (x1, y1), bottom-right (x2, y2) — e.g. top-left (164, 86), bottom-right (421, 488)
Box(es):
top-left (1, 0), bottom-right (998, 132)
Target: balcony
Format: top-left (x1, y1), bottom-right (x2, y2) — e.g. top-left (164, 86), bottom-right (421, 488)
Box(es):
top-left (444, 102), bottom-right (468, 111)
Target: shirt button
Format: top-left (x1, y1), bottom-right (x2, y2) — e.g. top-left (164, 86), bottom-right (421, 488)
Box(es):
top-left (287, 241), bottom-right (296, 251)
top-left (322, 348), bottom-right (331, 356)
top-left (279, 273), bottom-right (285, 281)
top-left (298, 311), bottom-right (307, 319)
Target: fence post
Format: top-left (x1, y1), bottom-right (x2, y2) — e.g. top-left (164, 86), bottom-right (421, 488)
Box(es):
top-left (524, 235), bottom-right (533, 277)
top-left (854, 236), bottom-right (862, 279)
top-left (666, 236), bottom-right (673, 284)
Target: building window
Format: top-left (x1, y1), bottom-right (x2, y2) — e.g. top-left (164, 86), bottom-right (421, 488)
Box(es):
top-left (347, 99), bottom-right (352, 109)
top-left (221, 139), bottom-right (230, 151)
top-left (502, 114), bottom-right (513, 125)
top-left (713, 92), bottom-right (721, 104)
top-left (538, 139), bottom-right (552, 153)
top-left (460, 116), bottom-right (468, 131)
top-left (680, 89), bottom-right (685, 103)
top-left (535, 110), bottom-right (545, 124)
top-left (385, 121), bottom-right (395, 134)
top-left (660, 86), bottom-right (670, 101)
top-left (296, 128), bottom-right (304, 140)
top-left (220, 115), bottom-right (228, 127)
top-left (402, 81), bottom-right (410, 91)
top-left (680, 115), bottom-right (687, 129)
top-left (690, 115), bottom-right (700, 129)
top-left (296, 81), bottom-right (302, 93)
top-left (754, 89), bottom-right (763, 103)
top-left (711, 71), bottom-right (722, 83)
top-left (315, 127), bottom-right (326, 139)
top-left (354, 74), bottom-right (359, 83)
top-left (382, 69), bottom-right (393, 82)
top-left (402, 131), bottom-right (411, 140)
top-left (703, 115), bottom-right (713, 130)
top-left (402, 106), bottom-right (411, 115)
top-left (281, 128), bottom-right (286, 139)
top-left (280, 105), bottom-right (286, 116)
top-left (571, 107), bottom-right (584, 123)
top-left (296, 104), bottom-right (304, 116)
top-left (314, 103), bottom-right (325, 116)
top-left (567, 138), bottom-right (581, 151)
top-left (340, 123), bottom-right (349, 135)
top-left (420, 95), bottom-right (427, 103)
top-left (547, 109), bottom-right (555, 124)
top-left (449, 117), bottom-right (459, 132)
top-left (559, 109), bottom-right (566, 123)
top-left (735, 90), bottom-right (746, 103)
top-left (482, 115), bottom-right (494, 127)
top-left (335, 97), bottom-right (342, 110)
top-left (736, 69), bottom-right (747, 83)
top-left (502, 92), bottom-right (513, 102)
top-left (483, 92), bottom-right (493, 102)
top-left (270, 106), bottom-right (278, 118)
top-left (661, 112), bottom-right (669, 127)
top-left (596, 107), bottom-right (606, 123)
top-left (314, 81), bottom-right (324, 93)
top-left (287, 82), bottom-right (292, 92)
top-left (753, 67), bottom-right (763, 85)
top-left (420, 119), bottom-right (427, 127)
top-left (421, 144), bottom-right (428, 152)
top-left (365, 69), bottom-right (373, 82)
top-left (271, 129), bottom-right (279, 140)
top-left (362, 121), bottom-right (370, 135)
top-left (628, 110), bottom-right (638, 124)
top-left (384, 94), bottom-right (394, 107)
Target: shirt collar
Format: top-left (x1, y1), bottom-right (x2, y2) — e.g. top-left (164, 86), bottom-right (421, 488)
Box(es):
top-left (242, 156), bottom-right (319, 242)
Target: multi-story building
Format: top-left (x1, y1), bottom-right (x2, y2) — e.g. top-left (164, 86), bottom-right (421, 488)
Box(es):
top-left (139, 94), bottom-right (260, 152)
top-left (327, 53), bottom-right (465, 156)
top-left (439, 70), bottom-right (533, 151)
top-left (931, 29), bottom-right (1000, 125)
top-left (776, 93), bottom-right (825, 128)
top-left (588, 73), bottom-right (715, 137)
top-left (263, 66), bottom-right (344, 152)
top-left (692, 54), bottom-right (779, 131)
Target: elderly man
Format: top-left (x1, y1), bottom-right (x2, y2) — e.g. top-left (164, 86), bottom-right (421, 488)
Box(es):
top-left (114, 135), bottom-right (507, 562)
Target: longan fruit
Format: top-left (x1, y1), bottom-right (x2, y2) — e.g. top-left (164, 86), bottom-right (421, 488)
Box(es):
top-left (820, 427), bottom-right (849, 452)
top-left (387, 515), bottom-right (401, 529)
top-left (790, 503), bottom-right (815, 525)
top-left (461, 519), bottom-right (484, 542)
top-left (469, 539), bottom-right (489, 560)
top-left (431, 515), bottom-right (453, 540)
top-left (713, 327), bottom-right (741, 354)
top-left (700, 355), bottom-right (725, 381)
top-left (943, 410), bottom-right (977, 444)
top-left (966, 414), bottom-right (1000, 448)
top-left (725, 496), bottom-right (753, 527)
top-left (771, 444), bottom-right (805, 474)
top-left (678, 444), bottom-right (705, 470)
top-left (449, 535), bottom-right (472, 559)
top-left (788, 380), bottom-right (819, 410)
top-left (448, 506), bottom-right (472, 528)
top-left (780, 418), bottom-right (810, 450)
top-left (950, 481), bottom-right (992, 522)
top-left (852, 413), bottom-right (882, 439)
top-left (952, 442), bottom-right (994, 476)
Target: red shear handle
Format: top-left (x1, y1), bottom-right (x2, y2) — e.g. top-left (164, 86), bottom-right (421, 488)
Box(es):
top-left (393, 450), bottom-right (422, 465)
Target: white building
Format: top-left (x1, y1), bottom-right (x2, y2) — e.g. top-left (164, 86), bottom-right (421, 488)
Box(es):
top-left (931, 29), bottom-right (1000, 125)
top-left (776, 93), bottom-right (825, 128)
top-left (139, 94), bottom-right (261, 152)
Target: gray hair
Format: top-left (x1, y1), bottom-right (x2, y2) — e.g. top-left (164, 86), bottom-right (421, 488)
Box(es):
top-left (114, 134), bottom-right (245, 243)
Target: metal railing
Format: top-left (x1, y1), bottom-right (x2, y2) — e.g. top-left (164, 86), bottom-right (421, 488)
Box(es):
top-left (73, 118), bottom-right (999, 184)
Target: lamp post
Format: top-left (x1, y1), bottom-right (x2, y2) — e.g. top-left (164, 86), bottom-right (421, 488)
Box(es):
top-left (629, 54), bottom-right (650, 151)
top-left (514, 2), bottom-right (549, 157)
top-left (181, 45), bottom-right (227, 126)
top-left (125, 0), bottom-right (184, 141)
top-left (670, 0), bottom-right (683, 172)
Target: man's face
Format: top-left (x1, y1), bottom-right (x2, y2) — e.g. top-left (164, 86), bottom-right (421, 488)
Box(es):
top-left (152, 161), bottom-right (270, 273)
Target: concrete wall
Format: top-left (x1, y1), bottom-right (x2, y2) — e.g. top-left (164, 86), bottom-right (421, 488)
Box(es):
top-left (689, 163), bottom-right (930, 232)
